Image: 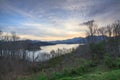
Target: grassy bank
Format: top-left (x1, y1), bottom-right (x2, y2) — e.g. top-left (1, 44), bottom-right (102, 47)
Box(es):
top-left (59, 69), bottom-right (120, 80)
top-left (17, 43), bottom-right (120, 80)
top-left (17, 55), bottom-right (120, 80)
top-left (17, 63), bottom-right (120, 80)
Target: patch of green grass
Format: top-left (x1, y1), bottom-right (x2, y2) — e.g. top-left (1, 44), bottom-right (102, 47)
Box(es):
top-left (49, 60), bottom-right (97, 80)
top-left (59, 69), bottom-right (120, 80)
top-left (18, 63), bottom-right (120, 80)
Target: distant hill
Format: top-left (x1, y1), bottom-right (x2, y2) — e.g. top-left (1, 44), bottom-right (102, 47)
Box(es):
top-left (49, 37), bottom-right (87, 44)
top-left (86, 36), bottom-right (107, 43)
top-left (17, 36), bottom-right (107, 46)
top-left (48, 36), bottom-right (107, 44)
top-left (0, 40), bottom-right (55, 51)
top-left (22, 39), bottom-right (55, 46)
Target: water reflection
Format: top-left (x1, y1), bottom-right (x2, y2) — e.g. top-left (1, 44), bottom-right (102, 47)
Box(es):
top-left (40, 44), bottom-right (79, 53)
top-left (28, 44), bottom-right (79, 61)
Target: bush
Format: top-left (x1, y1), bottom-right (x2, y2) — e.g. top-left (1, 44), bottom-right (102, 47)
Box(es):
top-left (52, 60), bottom-right (96, 79)
top-left (50, 72), bottom-right (64, 80)
top-left (90, 42), bottom-right (106, 58)
top-left (26, 70), bottom-right (48, 80)
top-left (104, 54), bottom-right (120, 69)
top-left (75, 65), bottom-right (87, 75)
top-left (114, 58), bottom-right (120, 69)
top-left (37, 72), bottom-right (48, 80)
top-left (63, 68), bottom-right (83, 76)
top-left (63, 69), bottom-right (74, 76)
top-left (104, 54), bottom-right (115, 68)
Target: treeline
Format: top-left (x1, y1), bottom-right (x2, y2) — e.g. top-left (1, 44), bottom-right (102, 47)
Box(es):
top-left (0, 31), bottom-right (41, 80)
top-left (85, 20), bottom-right (120, 62)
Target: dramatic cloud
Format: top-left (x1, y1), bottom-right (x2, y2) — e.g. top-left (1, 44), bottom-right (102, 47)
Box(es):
top-left (0, 0), bottom-right (120, 40)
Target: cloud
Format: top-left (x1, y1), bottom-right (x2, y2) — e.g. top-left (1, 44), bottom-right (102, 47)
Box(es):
top-left (1, 18), bottom-right (85, 40)
top-left (19, 32), bottom-right (85, 41)
top-left (0, 0), bottom-right (120, 40)
top-left (82, 20), bottom-right (95, 25)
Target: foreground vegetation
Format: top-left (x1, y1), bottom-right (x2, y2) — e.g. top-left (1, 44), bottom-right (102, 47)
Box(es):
top-left (17, 54), bottom-right (120, 80)
top-left (59, 69), bottom-right (120, 80)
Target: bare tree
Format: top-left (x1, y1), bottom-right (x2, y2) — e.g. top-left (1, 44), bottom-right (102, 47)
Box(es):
top-left (11, 32), bottom-right (19, 41)
top-left (0, 28), bottom-right (2, 57)
top-left (0, 29), bottom-right (2, 40)
top-left (83, 20), bottom-right (98, 43)
top-left (98, 27), bottom-right (107, 36)
top-left (106, 25), bottom-right (113, 37)
top-left (112, 20), bottom-right (120, 55)
top-left (112, 20), bottom-right (120, 37)
top-left (84, 20), bottom-right (97, 36)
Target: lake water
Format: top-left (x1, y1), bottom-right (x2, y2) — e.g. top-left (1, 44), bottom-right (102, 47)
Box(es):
top-left (28, 44), bottom-right (79, 61)
top-left (40, 44), bottom-right (79, 53)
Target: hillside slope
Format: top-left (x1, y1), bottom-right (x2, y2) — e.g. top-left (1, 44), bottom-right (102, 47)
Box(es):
top-left (17, 45), bottom-right (120, 80)
top-left (59, 69), bottom-right (120, 80)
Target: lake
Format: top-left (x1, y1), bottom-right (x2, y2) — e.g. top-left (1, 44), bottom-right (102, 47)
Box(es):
top-left (28, 44), bottom-right (79, 61)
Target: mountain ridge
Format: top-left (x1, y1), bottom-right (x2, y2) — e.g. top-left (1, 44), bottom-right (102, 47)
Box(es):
top-left (28, 35), bottom-right (107, 45)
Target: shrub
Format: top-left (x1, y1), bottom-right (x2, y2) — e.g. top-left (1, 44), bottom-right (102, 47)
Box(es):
top-left (89, 42), bottom-right (106, 62)
top-left (50, 72), bottom-right (64, 80)
top-left (37, 72), bottom-right (48, 80)
top-left (104, 53), bottom-right (120, 69)
top-left (104, 54), bottom-right (115, 68)
top-left (114, 58), bottom-right (120, 69)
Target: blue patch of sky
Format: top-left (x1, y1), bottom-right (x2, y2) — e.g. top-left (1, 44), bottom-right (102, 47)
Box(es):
top-left (0, 11), bottom-right (28, 26)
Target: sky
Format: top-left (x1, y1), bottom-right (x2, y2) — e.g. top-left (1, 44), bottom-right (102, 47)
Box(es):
top-left (0, 0), bottom-right (120, 41)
